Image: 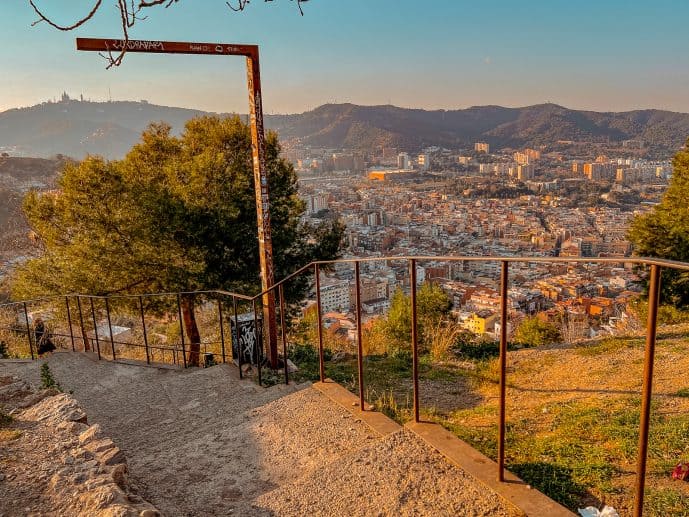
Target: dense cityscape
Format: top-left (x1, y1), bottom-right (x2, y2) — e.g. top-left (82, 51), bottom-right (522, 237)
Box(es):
top-left (289, 140), bottom-right (671, 340)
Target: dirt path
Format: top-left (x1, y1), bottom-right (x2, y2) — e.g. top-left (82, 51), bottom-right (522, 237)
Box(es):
top-left (2, 353), bottom-right (519, 516)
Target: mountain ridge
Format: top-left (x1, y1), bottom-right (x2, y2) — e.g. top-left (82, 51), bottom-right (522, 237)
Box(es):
top-left (1, 99), bottom-right (688, 159)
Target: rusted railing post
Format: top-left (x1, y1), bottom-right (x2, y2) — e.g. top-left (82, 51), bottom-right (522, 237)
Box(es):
top-left (176, 294), bottom-right (187, 369)
top-left (76, 296), bottom-right (89, 352)
top-left (139, 296), bottom-right (150, 365)
top-left (23, 302), bottom-right (34, 360)
top-left (498, 260), bottom-right (509, 482)
top-left (89, 297), bottom-right (101, 360)
top-left (634, 264), bottom-right (661, 517)
top-left (315, 263), bottom-right (325, 383)
top-left (218, 299), bottom-right (226, 364)
top-left (253, 298), bottom-right (262, 386)
top-left (65, 296), bottom-right (75, 351)
top-left (355, 261), bottom-right (365, 410)
top-left (105, 297), bottom-right (116, 361)
top-left (410, 258), bottom-right (420, 423)
top-left (233, 296), bottom-right (242, 379)
top-left (279, 283), bottom-right (289, 385)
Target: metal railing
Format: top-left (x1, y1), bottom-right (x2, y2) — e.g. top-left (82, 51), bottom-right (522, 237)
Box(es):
top-left (251, 255), bottom-right (689, 517)
top-left (2, 254), bottom-right (688, 516)
top-left (0, 290), bottom-right (258, 374)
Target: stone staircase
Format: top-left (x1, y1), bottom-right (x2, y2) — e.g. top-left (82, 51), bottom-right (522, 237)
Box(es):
top-left (0, 352), bottom-right (570, 516)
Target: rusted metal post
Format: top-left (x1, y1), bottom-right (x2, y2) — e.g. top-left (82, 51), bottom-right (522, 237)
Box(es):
top-left (139, 296), bottom-right (150, 365)
top-left (89, 297), bottom-right (101, 360)
top-left (76, 38), bottom-right (278, 369)
top-left (315, 263), bottom-right (325, 383)
top-left (76, 296), bottom-right (89, 352)
top-left (253, 298), bottom-right (262, 386)
top-left (23, 302), bottom-right (34, 360)
top-left (105, 297), bottom-right (116, 361)
top-left (176, 294), bottom-right (187, 369)
top-left (218, 299), bottom-right (226, 364)
top-left (65, 297), bottom-right (75, 351)
top-left (498, 260), bottom-right (509, 482)
top-left (634, 264), bottom-right (661, 517)
top-left (410, 259), bottom-right (420, 423)
top-left (246, 48), bottom-right (279, 370)
top-left (233, 296), bottom-right (242, 379)
top-left (279, 283), bottom-right (289, 385)
top-left (355, 261), bottom-right (365, 410)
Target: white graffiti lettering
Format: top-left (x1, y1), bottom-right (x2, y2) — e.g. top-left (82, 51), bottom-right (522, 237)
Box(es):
top-left (111, 40), bottom-right (165, 51)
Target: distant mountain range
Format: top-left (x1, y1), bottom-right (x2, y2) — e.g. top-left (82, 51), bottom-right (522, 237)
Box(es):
top-left (2, 99), bottom-right (689, 159)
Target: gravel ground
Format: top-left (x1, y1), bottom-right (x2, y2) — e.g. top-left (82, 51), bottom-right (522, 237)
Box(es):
top-left (2, 353), bottom-right (518, 516)
top-left (255, 428), bottom-right (518, 517)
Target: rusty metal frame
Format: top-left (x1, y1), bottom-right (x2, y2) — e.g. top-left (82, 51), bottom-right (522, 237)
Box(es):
top-left (497, 260), bottom-right (509, 481)
top-left (75, 37), bottom-right (279, 369)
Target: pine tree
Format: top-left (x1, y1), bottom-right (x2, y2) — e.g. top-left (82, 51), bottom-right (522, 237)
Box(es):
top-left (12, 116), bottom-right (343, 366)
top-left (628, 138), bottom-right (689, 305)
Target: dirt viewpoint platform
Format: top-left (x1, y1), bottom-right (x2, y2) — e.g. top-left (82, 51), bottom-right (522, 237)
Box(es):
top-left (2, 353), bottom-right (521, 516)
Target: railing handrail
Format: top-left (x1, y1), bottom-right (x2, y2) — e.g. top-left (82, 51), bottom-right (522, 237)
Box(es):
top-left (1, 253), bottom-right (684, 515)
top-left (4, 255), bottom-right (689, 309)
top-left (250, 254), bottom-right (689, 301)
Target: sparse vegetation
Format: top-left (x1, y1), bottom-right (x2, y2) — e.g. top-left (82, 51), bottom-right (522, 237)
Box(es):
top-left (0, 408), bottom-right (20, 442)
top-left (287, 318), bottom-right (689, 515)
top-left (369, 388), bottom-right (410, 422)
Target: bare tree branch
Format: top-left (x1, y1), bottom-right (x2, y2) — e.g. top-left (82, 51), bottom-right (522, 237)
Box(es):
top-left (28, 0), bottom-right (307, 68)
top-left (227, 0), bottom-right (308, 16)
top-left (29, 0), bottom-right (103, 30)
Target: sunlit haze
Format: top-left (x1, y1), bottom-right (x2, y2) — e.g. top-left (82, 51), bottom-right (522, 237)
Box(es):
top-left (2, 0), bottom-right (689, 114)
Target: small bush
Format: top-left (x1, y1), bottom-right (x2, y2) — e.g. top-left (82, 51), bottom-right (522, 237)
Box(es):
top-left (369, 388), bottom-right (410, 423)
top-left (513, 317), bottom-right (561, 347)
top-left (0, 410), bottom-right (12, 427)
top-left (456, 339), bottom-right (500, 361)
top-left (675, 387), bottom-right (689, 398)
top-left (630, 299), bottom-right (689, 326)
top-left (40, 363), bottom-right (61, 391)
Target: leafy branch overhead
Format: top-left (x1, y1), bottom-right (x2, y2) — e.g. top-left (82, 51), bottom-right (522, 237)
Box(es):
top-left (28, 0), bottom-right (308, 68)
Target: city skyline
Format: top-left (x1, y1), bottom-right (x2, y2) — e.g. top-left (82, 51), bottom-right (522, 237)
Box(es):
top-left (2, 1), bottom-right (689, 114)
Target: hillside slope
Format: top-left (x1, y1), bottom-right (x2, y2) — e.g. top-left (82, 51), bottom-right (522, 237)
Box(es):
top-left (0, 157), bottom-right (64, 262)
top-left (2, 100), bottom-right (689, 159)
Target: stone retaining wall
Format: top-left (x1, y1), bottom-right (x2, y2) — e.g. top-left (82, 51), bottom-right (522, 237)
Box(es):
top-left (0, 375), bottom-right (161, 517)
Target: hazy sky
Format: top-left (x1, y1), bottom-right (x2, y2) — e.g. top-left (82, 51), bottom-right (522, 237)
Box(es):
top-left (2, 0), bottom-right (689, 114)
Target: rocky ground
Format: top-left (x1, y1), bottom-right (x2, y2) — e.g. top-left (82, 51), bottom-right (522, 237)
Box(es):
top-left (0, 373), bottom-right (160, 517)
top-left (1, 353), bottom-right (522, 516)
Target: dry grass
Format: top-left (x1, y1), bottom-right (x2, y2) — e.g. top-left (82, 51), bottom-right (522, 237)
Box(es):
top-left (0, 428), bottom-right (22, 441)
top-left (426, 320), bottom-right (463, 362)
top-left (423, 323), bottom-right (689, 515)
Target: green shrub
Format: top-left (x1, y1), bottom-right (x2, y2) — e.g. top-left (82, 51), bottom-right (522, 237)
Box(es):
top-left (513, 317), bottom-right (561, 347)
top-left (40, 363), bottom-right (61, 391)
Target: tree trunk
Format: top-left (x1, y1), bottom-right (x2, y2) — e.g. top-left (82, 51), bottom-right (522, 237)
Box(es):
top-left (181, 294), bottom-right (201, 367)
top-left (79, 323), bottom-right (90, 352)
